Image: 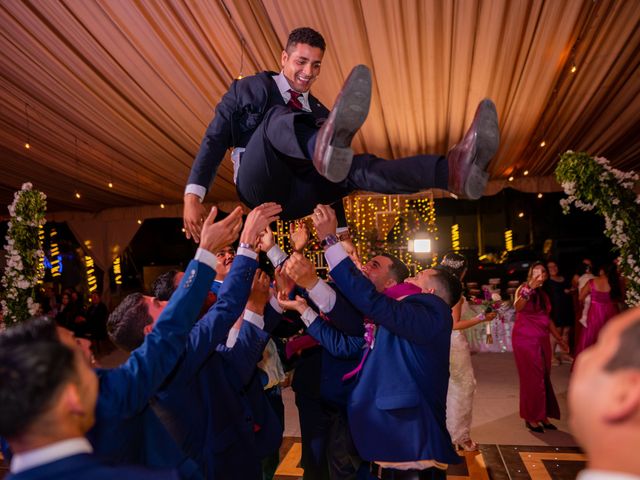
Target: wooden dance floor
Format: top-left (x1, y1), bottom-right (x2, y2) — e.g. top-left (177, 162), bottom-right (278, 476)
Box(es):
top-left (274, 438), bottom-right (587, 479)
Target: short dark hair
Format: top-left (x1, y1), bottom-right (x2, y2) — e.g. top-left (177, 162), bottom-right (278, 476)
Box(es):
top-left (0, 318), bottom-right (76, 438)
top-left (439, 252), bottom-right (468, 280)
top-left (378, 253), bottom-right (410, 283)
top-left (605, 318), bottom-right (640, 371)
top-left (151, 269), bottom-right (179, 301)
top-left (286, 27), bottom-right (326, 53)
top-left (431, 268), bottom-right (463, 307)
top-left (107, 293), bottom-right (152, 352)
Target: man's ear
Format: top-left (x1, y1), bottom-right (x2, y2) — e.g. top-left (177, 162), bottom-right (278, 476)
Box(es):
top-left (603, 371), bottom-right (640, 423)
top-left (281, 50), bottom-right (288, 67)
top-left (143, 323), bottom-right (153, 335)
top-left (62, 383), bottom-right (86, 417)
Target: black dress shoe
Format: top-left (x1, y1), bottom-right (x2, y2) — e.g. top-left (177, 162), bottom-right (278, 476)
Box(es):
top-left (312, 65), bottom-right (371, 182)
top-left (447, 99), bottom-right (499, 199)
top-left (525, 421), bottom-right (544, 433)
top-left (542, 422), bottom-right (558, 430)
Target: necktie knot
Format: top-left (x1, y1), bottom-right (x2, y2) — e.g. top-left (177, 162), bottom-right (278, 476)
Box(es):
top-left (287, 89), bottom-right (303, 111)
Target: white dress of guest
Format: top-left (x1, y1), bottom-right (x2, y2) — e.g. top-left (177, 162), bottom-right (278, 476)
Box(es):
top-left (446, 297), bottom-right (485, 450)
top-left (578, 273), bottom-right (595, 327)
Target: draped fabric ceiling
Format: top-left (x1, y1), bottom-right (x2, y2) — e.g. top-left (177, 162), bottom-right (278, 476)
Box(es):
top-left (1, 0), bottom-right (639, 215)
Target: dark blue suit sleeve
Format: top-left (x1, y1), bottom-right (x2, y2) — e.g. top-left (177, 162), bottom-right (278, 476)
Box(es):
top-left (330, 258), bottom-right (451, 345)
top-left (178, 254), bottom-right (258, 378)
top-left (218, 321), bottom-right (270, 386)
top-left (97, 259), bottom-right (215, 419)
top-left (323, 286), bottom-right (365, 337)
top-left (187, 80), bottom-right (237, 192)
top-left (306, 318), bottom-right (365, 359)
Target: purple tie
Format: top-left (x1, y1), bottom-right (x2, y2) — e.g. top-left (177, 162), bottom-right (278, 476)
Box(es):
top-left (287, 89), bottom-right (303, 110)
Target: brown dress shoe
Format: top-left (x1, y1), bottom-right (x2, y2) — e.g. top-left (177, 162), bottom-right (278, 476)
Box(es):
top-left (312, 65), bottom-right (371, 182)
top-left (447, 99), bottom-right (499, 199)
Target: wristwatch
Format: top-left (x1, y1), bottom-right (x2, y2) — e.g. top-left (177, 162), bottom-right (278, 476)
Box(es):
top-left (238, 241), bottom-right (254, 250)
top-left (320, 234), bottom-right (339, 249)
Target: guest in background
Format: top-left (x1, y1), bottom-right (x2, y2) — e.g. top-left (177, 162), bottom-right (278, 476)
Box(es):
top-left (438, 252), bottom-right (495, 452)
top-left (544, 260), bottom-right (574, 365)
top-left (575, 263), bottom-right (621, 359)
top-left (513, 262), bottom-right (568, 433)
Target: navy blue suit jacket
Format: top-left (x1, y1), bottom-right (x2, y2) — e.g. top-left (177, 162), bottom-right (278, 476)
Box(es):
top-left (4, 453), bottom-right (178, 480)
top-left (329, 258), bottom-right (460, 464)
top-left (88, 259), bottom-right (215, 477)
top-left (187, 71), bottom-right (327, 194)
top-left (152, 255), bottom-right (281, 479)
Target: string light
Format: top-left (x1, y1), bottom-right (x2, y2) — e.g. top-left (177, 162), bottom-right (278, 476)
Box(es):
top-left (24, 103), bottom-right (31, 150)
top-left (505, 230), bottom-right (513, 251)
top-left (160, 203), bottom-right (165, 209)
top-left (523, 170), bottom-right (529, 176)
top-left (85, 255), bottom-right (98, 292)
top-left (113, 257), bottom-right (122, 285)
top-left (108, 182), bottom-right (113, 188)
top-left (570, 65), bottom-right (577, 73)
top-left (50, 228), bottom-right (61, 277)
top-left (537, 193), bottom-right (543, 199)
top-left (508, 176), bottom-right (514, 182)
top-left (540, 140), bottom-right (546, 147)
top-left (75, 192), bottom-right (81, 199)
top-left (137, 219), bottom-right (142, 225)
top-left (518, 212), bottom-right (524, 218)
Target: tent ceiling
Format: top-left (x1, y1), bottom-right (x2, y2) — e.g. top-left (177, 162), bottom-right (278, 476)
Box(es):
top-left (0, 0), bottom-right (638, 214)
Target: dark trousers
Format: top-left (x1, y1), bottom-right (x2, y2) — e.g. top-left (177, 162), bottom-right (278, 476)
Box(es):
top-left (237, 106), bottom-right (448, 223)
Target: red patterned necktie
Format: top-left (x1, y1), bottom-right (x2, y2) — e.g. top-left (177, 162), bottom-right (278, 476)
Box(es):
top-left (287, 89), bottom-right (303, 110)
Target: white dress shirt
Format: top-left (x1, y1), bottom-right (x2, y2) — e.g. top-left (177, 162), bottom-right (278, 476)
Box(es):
top-left (11, 437), bottom-right (93, 473)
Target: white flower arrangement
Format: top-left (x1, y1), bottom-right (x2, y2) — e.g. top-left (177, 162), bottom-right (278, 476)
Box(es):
top-left (1, 182), bottom-right (47, 326)
top-left (556, 151), bottom-right (640, 306)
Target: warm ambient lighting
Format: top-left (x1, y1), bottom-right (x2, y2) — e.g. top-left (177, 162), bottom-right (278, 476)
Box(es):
top-left (108, 182), bottom-right (113, 188)
top-left (523, 170), bottom-right (529, 176)
top-left (540, 140), bottom-right (546, 147)
top-left (508, 176), bottom-right (514, 182)
top-left (538, 193), bottom-right (543, 198)
top-left (24, 142), bottom-right (31, 149)
top-left (75, 192), bottom-right (81, 199)
top-left (160, 203), bottom-right (165, 209)
top-left (137, 219), bottom-right (142, 225)
top-left (518, 212), bottom-right (524, 218)
top-left (570, 65), bottom-right (577, 73)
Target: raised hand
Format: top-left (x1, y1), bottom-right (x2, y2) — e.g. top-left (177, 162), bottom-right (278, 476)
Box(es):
top-left (256, 225), bottom-right (276, 253)
top-left (183, 194), bottom-right (208, 243)
top-left (240, 203), bottom-right (282, 248)
top-left (199, 206), bottom-right (243, 254)
top-left (284, 252), bottom-right (319, 290)
top-left (311, 204), bottom-right (337, 241)
top-left (290, 220), bottom-right (310, 253)
top-left (277, 292), bottom-right (309, 315)
top-left (246, 269), bottom-right (271, 314)
top-left (274, 265), bottom-right (295, 297)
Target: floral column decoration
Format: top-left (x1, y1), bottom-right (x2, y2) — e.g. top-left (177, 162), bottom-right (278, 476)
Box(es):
top-left (1, 183), bottom-right (47, 327)
top-left (555, 151), bottom-right (640, 306)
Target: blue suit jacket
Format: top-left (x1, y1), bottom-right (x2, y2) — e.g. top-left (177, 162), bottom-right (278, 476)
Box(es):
top-left (88, 259), bottom-right (215, 477)
top-left (329, 258), bottom-right (460, 464)
top-left (152, 255), bottom-right (281, 479)
top-left (187, 71), bottom-right (328, 194)
top-left (4, 453), bottom-right (178, 480)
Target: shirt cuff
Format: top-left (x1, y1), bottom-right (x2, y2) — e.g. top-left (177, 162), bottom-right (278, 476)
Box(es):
top-left (301, 307), bottom-right (319, 327)
top-left (269, 295), bottom-right (283, 314)
top-left (237, 246), bottom-right (258, 260)
top-left (244, 309), bottom-right (265, 330)
top-left (195, 248), bottom-right (218, 270)
top-left (336, 226), bottom-right (349, 234)
top-left (184, 184), bottom-right (206, 200)
top-left (266, 245), bottom-right (288, 267)
top-left (325, 243), bottom-right (348, 270)
top-left (226, 327), bottom-right (240, 348)
top-left (307, 279), bottom-right (336, 313)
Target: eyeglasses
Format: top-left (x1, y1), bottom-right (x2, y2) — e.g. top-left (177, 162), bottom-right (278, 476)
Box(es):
top-left (215, 248), bottom-right (236, 258)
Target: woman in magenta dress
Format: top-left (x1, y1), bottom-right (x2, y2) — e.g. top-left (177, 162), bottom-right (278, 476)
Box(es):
top-left (575, 262), bottom-right (621, 357)
top-left (512, 262), bottom-right (569, 432)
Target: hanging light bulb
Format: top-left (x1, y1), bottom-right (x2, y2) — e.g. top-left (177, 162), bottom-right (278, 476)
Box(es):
top-left (137, 219), bottom-right (142, 225)
top-left (540, 140), bottom-right (546, 147)
top-left (537, 193), bottom-right (543, 198)
top-left (508, 176), bottom-right (514, 182)
top-left (108, 182), bottom-right (113, 188)
top-left (24, 142), bottom-right (31, 149)
top-left (523, 170), bottom-right (529, 176)
top-left (160, 203), bottom-right (165, 209)
top-left (75, 192), bottom-right (81, 199)
top-left (518, 212), bottom-right (524, 218)
top-left (570, 65), bottom-right (577, 73)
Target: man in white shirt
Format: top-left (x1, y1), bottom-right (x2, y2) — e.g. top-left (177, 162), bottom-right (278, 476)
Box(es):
top-left (569, 307), bottom-right (640, 480)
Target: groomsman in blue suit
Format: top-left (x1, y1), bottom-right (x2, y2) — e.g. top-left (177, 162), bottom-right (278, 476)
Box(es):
top-left (102, 203), bottom-right (282, 479)
top-left (311, 204), bottom-right (463, 480)
top-left (0, 317), bottom-right (177, 479)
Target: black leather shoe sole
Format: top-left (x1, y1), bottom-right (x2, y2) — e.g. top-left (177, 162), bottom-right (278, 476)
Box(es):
top-left (315, 65), bottom-right (371, 182)
top-left (463, 99), bottom-right (499, 199)
top-left (525, 421), bottom-right (544, 433)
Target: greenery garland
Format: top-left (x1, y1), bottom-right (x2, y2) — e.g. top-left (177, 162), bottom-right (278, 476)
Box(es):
top-left (1, 183), bottom-right (47, 327)
top-left (555, 151), bottom-right (640, 306)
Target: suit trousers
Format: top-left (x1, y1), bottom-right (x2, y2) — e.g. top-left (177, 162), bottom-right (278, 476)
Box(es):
top-left (236, 106), bottom-right (448, 222)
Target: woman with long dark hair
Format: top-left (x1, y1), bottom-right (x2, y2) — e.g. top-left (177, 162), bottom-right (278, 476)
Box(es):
top-left (575, 262), bottom-right (621, 358)
top-left (513, 262), bottom-right (568, 432)
top-left (439, 252), bottom-right (495, 451)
